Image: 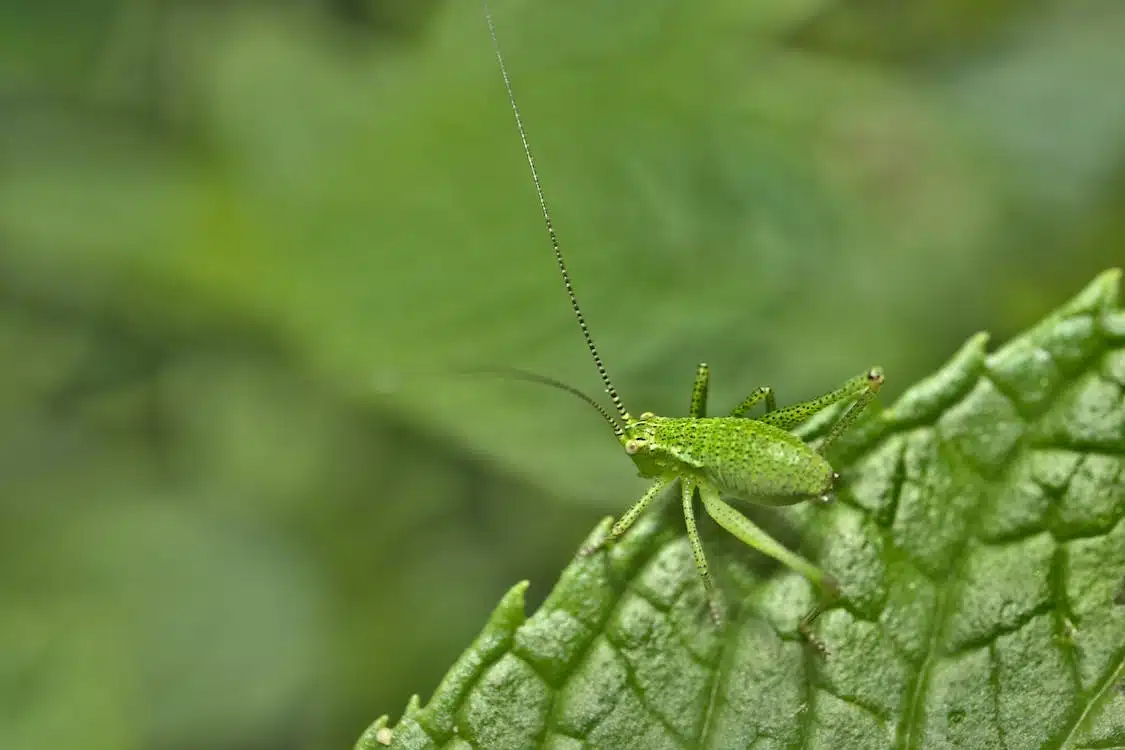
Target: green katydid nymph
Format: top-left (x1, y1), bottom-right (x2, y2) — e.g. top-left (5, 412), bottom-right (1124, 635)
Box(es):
top-left (482, 2), bottom-right (884, 645)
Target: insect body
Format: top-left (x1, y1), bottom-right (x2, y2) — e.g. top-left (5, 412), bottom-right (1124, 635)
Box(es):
top-left (482, 2), bottom-right (883, 638)
top-left (604, 367), bottom-right (882, 632)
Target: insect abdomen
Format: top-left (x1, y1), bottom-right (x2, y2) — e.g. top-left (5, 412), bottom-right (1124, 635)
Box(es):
top-left (658, 418), bottom-right (835, 505)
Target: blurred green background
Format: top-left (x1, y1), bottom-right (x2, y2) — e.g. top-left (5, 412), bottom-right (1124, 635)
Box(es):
top-left (2, 0), bottom-right (1123, 747)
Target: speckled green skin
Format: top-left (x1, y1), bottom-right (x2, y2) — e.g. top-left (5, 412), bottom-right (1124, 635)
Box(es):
top-left (624, 416), bottom-right (836, 505)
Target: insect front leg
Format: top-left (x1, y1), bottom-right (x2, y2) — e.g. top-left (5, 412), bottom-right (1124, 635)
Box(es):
top-left (580, 477), bottom-right (670, 556)
top-left (729, 385), bottom-right (776, 418)
top-left (680, 478), bottom-right (723, 626)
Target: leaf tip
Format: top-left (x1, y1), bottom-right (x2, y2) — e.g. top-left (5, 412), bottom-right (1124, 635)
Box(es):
top-left (1059, 267), bottom-right (1121, 318)
top-left (576, 516), bottom-right (614, 554)
top-left (354, 715), bottom-right (391, 750)
top-left (494, 579), bottom-right (531, 631)
top-left (1096, 267), bottom-right (1122, 309)
top-left (1096, 266), bottom-right (1122, 290)
top-left (967, 330), bottom-right (992, 353)
top-left (882, 328), bottom-right (989, 425)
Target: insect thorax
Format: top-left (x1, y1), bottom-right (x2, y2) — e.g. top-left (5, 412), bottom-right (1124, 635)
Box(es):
top-left (624, 416), bottom-right (835, 504)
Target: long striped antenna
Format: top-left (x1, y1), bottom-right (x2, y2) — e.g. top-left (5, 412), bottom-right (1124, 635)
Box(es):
top-left (460, 366), bottom-right (624, 437)
top-left (482, 0), bottom-right (630, 425)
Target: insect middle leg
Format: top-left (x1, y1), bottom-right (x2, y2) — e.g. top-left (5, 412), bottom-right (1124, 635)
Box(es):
top-left (729, 385), bottom-right (776, 418)
top-left (580, 476), bottom-right (671, 556)
top-left (680, 478), bottom-right (723, 625)
top-left (689, 363), bottom-right (709, 417)
top-left (758, 367), bottom-right (883, 454)
top-left (692, 362), bottom-right (778, 419)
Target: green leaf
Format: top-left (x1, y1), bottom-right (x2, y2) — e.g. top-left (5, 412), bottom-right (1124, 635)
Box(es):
top-left (357, 269), bottom-right (1125, 750)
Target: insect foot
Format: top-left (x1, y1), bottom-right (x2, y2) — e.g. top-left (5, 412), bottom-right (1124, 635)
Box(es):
top-left (706, 591), bottom-right (726, 629)
top-left (798, 574), bottom-right (841, 657)
top-left (578, 536), bottom-right (609, 557)
top-left (799, 622), bottom-right (831, 657)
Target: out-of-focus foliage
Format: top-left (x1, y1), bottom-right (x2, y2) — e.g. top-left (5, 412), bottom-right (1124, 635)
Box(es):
top-left (0, 0), bottom-right (1123, 748)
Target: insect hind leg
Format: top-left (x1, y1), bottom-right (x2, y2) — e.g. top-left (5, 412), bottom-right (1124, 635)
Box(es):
top-left (757, 368), bottom-right (883, 453)
top-left (697, 482), bottom-right (828, 587)
top-left (697, 481), bottom-right (838, 652)
top-left (816, 367), bottom-right (883, 455)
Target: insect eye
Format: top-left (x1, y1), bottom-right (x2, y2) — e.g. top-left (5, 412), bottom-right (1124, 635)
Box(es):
top-left (867, 368), bottom-right (885, 384)
top-left (625, 439), bottom-right (646, 455)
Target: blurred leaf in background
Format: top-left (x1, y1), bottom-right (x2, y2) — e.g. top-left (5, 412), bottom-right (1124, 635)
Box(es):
top-left (1, 0), bottom-right (1123, 748)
